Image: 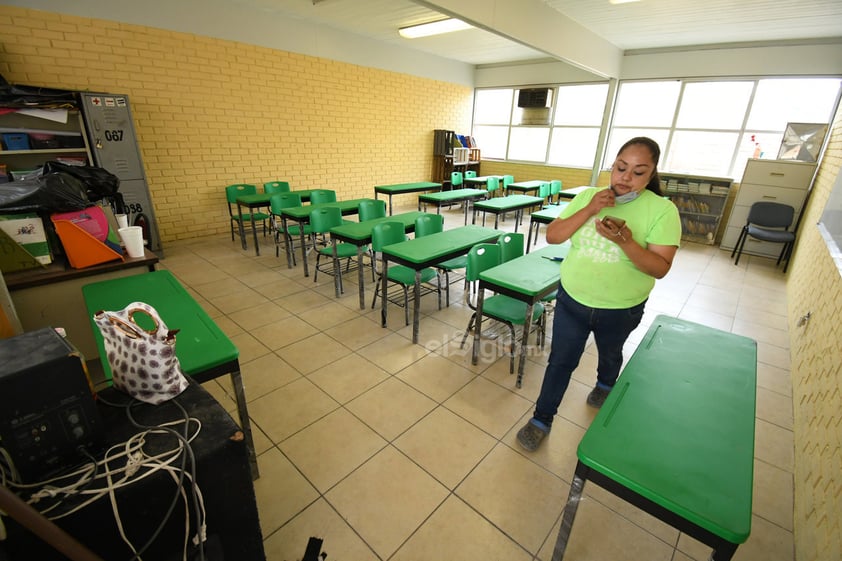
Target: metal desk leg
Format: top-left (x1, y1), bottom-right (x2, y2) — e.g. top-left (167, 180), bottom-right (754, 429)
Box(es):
top-left (356, 246), bottom-right (366, 310)
top-left (516, 302), bottom-right (534, 387)
top-left (299, 220), bottom-right (310, 277)
top-left (250, 209), bottom-right (260, 256)
top-left (229, 367), bottom-right (260, 480)
top-left (380, 255), bottom-right (389, 328)
top-left (551, 461), bottom-right (587, 561)
top-left (472, 289), bottom-right (485, 365)
top-left (331, 239), bottom-right (341, 298)
top-left (236, 202), bottom-right (248, 250)
top-left (527, 219), bottom-right (535, 252)
top-left (412, 270), bottom-right (421, 344)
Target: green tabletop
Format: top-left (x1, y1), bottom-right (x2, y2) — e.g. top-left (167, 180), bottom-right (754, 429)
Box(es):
top-left (82, 270), bottom-right (238, 380)
top-left (280, 198), bottom-right (373, 220)
top-left (236, 189), bottom-right (317, 205)
top-left (464, 175), bottom-right (503, 184)
top-left (578, 314), bottom-right (757, 543)
top-left (373, 181), bottom-right (441, 194)
top-left (530, 204), bottom-right (568, 223)
top-left (507, 180), bottom-right (547, 195)
top-left (382, 225), bottom-right (501, 269)
top-left (330, 211), bottom-right (428, 244)
top-left (558, 185), bottom-right (591, 199)
top-left (417, 188), bottom-right (487, 203)
top-left (479, 243), bottom-right (568, 299)
top-left (81, 269), bottom-right (259, 478)
top-left (473, 194), bottom-right (543, 211)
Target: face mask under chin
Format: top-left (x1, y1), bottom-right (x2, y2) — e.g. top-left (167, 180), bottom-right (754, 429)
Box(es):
top-left (613, 189), bottom-right (640, 204)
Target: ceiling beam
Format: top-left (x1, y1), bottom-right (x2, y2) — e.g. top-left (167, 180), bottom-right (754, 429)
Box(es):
top-left (414, 0), bottom-right (623, 78)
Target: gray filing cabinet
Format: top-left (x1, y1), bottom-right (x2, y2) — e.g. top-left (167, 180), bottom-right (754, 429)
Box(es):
top-left (720, 159), bottom-right (817, 258)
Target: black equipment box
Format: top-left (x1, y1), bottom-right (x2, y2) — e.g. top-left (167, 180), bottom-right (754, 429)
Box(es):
top-left (0, 327), bottom-right (103, 483)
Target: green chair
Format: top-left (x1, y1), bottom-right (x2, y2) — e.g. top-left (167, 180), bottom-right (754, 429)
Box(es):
top-left (549, 180), bottom-right (562, 204)
top-left (269, 192), bottom-right (313, 264)
top-left (225, 184), bottom-right (269, 242)
top-left (460, 243), bottom-right (545, 373)
top-left (465, 170), bottom-right (477, 179)
top-left (309, 189), bottom-right (337, 204)
top-left (263, 181), bottom-right (291, 194)
top-left (371, 221), bottom-right (441, 326)
top-left (451, 171), bottom-right (463, 189)
top-left (485, 176), bottom-right (501, 198)
top-left (414, 214), bottom-right (467, 306)
top-left (498, 232), bottom-right (524, 263)
top-left (502, 174), bottom-right (515, 195)
top-left (358, 199), bottom-right (387, 222)
top-left (310, 206), bottom-right (359, 292)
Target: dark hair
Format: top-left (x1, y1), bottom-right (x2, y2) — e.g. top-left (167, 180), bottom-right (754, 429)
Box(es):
top-left (617, 136), bottom-right (662, 196)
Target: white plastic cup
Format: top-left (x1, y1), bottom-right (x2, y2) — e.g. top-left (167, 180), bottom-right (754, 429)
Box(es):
top-left (118, 226), bottom-right (145, 258)
top-left (115, 213), bottom-right (129, 229)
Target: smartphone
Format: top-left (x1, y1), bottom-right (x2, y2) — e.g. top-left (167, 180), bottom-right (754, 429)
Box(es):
top-left (602, 216), bottom-right (626, 228)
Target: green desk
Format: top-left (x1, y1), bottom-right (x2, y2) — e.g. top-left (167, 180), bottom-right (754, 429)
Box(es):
top-left (235, 189), bottom-right (318, 255)
top-left (280, 198), bottom-right (373, 277)
top-left (527, 203), bottom-right (569, 252)
top-left (558, 185), bottom-right (590, 200)
top-left (417, 188), bottom-right (489, 225)
top-left (81, 270), bottom-right (259, 479)
top-left (506, 179), bottom-right (547, 196)
top-left (374, 181), bottom-right (441, 215)
top-left (472, 194), bottom-right (544, 231)
top-left (553, 315), bottom-right (757, 561)
top-left (464, 175), bottom-right (504, 187)
top-left (328, 211), bottom-right (428, 308)
top-left (476, 243), bottom-right (569, 386)
top-left (381, 225), bottom-right (501, 343)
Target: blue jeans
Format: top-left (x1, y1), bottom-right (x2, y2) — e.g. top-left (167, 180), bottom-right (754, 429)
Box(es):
top-left (533, 285), bottom-right (645, 428)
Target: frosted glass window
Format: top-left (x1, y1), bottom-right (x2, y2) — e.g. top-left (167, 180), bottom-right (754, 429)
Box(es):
top-left (548, 127), bottom-right (601, 167)
top-left (613, 81), bottom-right (681, 127)
top-left (507, 127), bottom-right (550, 162)
top-left (603, 129), bottom-right (671, 169)
top-left (474, 89), bottom-right (513, 125)
top-left (664, 131), bottom-right (740, 177)
top-left (471, 125), bottom-right (509, 159)
top-left (747, 78), bottom-right (842, 130)
top-left (554, 84), bottom-right (609, 126)
top-left (676, 82), bottom-right (753, 129)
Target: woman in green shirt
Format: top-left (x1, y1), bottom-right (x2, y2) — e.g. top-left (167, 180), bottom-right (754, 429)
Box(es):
top-left (517, 137), bottom-right (682, 452)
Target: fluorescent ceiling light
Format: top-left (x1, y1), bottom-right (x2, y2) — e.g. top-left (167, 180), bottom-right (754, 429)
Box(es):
top-left (398, 18), bottom-right (473, 39)
top-left (609, 0), bottom-right (641, 4)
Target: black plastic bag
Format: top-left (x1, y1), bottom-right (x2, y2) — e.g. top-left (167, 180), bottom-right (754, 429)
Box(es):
top-left (0, 173), bottom-right (89, 213)
top-left (42, 161), bottom-right (121, 207)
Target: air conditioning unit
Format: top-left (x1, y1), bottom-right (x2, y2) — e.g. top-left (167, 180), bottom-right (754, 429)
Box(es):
top-left (517, 88), bottom-right (550, 108)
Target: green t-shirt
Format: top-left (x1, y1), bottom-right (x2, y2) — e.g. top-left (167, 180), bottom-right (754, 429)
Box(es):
top-left (559, 187), bottom-right (681, 309)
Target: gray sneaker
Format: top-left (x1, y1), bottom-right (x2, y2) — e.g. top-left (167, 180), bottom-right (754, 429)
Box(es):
top-left (586, 386), bottom-right (611, 408)
top-left (516, 420), bottom-right (548, 452)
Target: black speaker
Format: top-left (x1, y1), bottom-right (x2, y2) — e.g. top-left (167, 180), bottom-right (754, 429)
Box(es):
top-left (0, 328), bottom-right (103, 483)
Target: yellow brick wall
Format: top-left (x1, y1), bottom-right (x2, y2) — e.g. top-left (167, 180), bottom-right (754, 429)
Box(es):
top-left (0, 6), bottom-right (473, 242)
top-left (787, 101), bottom-right (842, 561)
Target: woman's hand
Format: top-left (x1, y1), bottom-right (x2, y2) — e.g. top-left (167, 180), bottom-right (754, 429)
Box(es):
top-left (595, 217), bottom-right (629, 244)
top-left (585, 188), bottom-right (615, 216)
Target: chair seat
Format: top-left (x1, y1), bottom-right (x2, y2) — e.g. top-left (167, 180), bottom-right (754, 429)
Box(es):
top-left (438, 255), bottom-right (467, 271)
top-left (317, 242), bottom-right (360, 259)
top-left (285, 224), bottom-right (313, 236)
top-left (387, 264), bottom-right (438, 286)
top-left (234, 211), bottom-right (270, 222)
top-left (483, 295), bottom-right (544, 325)
top-left (746, 225), bottom-right (796, 243)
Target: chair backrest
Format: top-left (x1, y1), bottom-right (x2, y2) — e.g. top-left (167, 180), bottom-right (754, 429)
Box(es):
top-left (309, 189), bottom-right (338, 205)
top-left (498, 232), bottom-right (524, 262)
top-left (451, 171), bottom-right (463, 187)
top-left (263, 181), bottom-right (291, 194)
top-left (225, 184), bottom-right (256, 204)
top-left (747, 202), bottom-right (795, 229)
top-left (269, 192), bottom-right (303, 215)
top-left (466, 243), bottom-right (502, 282)
top-left (358, 199), bottom-right (387, 222)
top-left (503, 175), bottom-right (514, 189)
top-left (309, 206), bottom-right (343, 234)
top-left (371, 221), bottom-right (407, 252)
top-left (414, 214), bottom-right (444, 237)
top-left (550, 180), bottom-right (562, 198)
top-left (538, 182), bottom-right (551, 202)
top-left (465, 170), bottom-right (477, 178)
top-left (486, 176), bottom-right (500, 194)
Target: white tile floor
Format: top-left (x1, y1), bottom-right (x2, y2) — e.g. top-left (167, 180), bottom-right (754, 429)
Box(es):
top-left (158, 203), bottom-right (794, 561)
